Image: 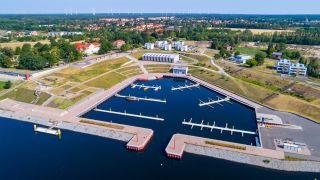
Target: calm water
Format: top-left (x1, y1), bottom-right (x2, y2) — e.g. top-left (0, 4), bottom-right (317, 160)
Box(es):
top-left (0, 118), bottom-right (318, 180)
top-left (0, 78), bottom-right (318, 179)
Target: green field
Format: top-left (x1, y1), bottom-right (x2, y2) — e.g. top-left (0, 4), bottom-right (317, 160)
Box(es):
top-left (235, 47), bottom-right (265, 55)
top-left (85, 72), bottom-right (127, 89)
top-left (0, 81), bottom-right (4, 91)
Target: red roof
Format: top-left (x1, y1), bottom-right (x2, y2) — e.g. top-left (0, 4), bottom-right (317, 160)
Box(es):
top-left (113, 40), bottom-right (125, 43)
top-left (75, 42), bottom-right (100, 50)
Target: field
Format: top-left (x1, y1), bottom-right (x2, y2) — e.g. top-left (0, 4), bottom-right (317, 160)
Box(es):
top-left (0, 87), bottom-right (51, 105)
top-left (181, 53), bottom-right (219, 71)
top-left (85, 72), bottom-right (127, 89)
top-left (210, 28), bottom-right (295, 35)
top-left (0, 40), bottom-right (50, 49)
top-left (235, 47), bottom-right (265, 55)
top-left (190, 62), bottom-right (320, 122)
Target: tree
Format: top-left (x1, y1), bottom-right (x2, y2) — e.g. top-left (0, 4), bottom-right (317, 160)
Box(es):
top-left (120, 43), bottom-right (131, 52)
top-left (99, 39), bottom-right (113, 54)
top-left (234, 51), bottom-right (240, 56)
top-left (15, 47), bottom-right (21, 55)
top-left (246, 59), bottom-right (258, 67)
top-left (0, 55), bottom-right (13, 68)
top-left (3, 80), bottom-right (12, 89)
top-left (307, 58), bottom-right (320, 78)
top-left (255, 51), bottom-right (267, 66)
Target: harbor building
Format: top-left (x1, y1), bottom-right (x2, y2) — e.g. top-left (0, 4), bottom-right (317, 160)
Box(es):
top-left (229, 55), bottom-right (252, 64)
top-left (172, 66), bottom-right (188, 75)
top-left (276, 59), bottom-right (307, 76)
top-left (142, 53), bottom-right (179, 63)
top-left (144, 43), bottom-right (155, 50)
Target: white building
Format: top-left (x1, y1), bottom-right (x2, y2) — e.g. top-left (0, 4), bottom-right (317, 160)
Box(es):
top-left (163, 44), bottom-right (172, 51)
top-left (142, 53), bottom-right (179, 63)
top-left (173, 41), bottom-right (189, 51)
top-left (75, 42), bottom-right (100, 55)
top-left (283, 143), bottom-right (302, 152)
top-left (155, 41), bottom-right (168, 48)
top-left (144, 43), bottom-right (155, 50)
top-left (276, 59), bottom-right (307, 76)
top-left (173, 66), bottom-right (188, 75)
top-left (289, 63), bottom-right (308, 76)
top-left (229, 55), bottom-right (252, 64)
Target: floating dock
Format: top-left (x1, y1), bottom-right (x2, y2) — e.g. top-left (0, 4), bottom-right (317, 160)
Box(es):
top-left (182, 119), bottom-right (257, 136)
top-left (171, 83), bottom-right (200, 91)
top-left (131, 83), bottom-right (161, 91)
top-left (94, 108), bottom-right (164, 121)
top-left (199, 96), bottom-right (232, 107)
top-left (115, 94), bottom-right (166, 103)
top-left (34, 125), bottom-right (61, 136)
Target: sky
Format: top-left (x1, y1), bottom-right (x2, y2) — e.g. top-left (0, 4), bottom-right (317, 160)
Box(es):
top-left (0, 0), bottom-right (320, 14)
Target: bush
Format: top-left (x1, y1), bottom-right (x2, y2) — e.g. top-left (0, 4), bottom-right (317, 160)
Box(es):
top-left (3, 81), bottom-right (12, 89)
top-left (246, 59), bottom-right (258, 67)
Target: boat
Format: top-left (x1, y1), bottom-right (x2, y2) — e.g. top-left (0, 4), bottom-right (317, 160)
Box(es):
top-left (126, 96), bottom-right (139, 101)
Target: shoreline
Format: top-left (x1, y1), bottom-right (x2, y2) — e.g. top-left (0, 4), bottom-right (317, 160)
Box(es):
top-left (0, 73), bottom-right (319, 172)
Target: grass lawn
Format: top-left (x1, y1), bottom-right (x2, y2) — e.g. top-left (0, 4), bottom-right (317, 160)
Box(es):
top-left (0, 81), bottom-right (4, 91)
top-left (48, 92), bottom-right (93, 110)
top-left (190, 68), bottom-right (320, 122)
top-left (235, 47), bottom-right (265, 55)
top-left (85, 72), bottom-right (127, 89)
top-left (0, 88), bottom-right (36, 103)
top-left (204, 49), bottom-right (219, 57)
top-left (131, 51), bottom-right (146, 59)
top-left (36, 93), bottom-right (52, 105)
top-left (51, 57), bottom-right (130, 82)
top-left (181, 53), bottom-right (219, 71)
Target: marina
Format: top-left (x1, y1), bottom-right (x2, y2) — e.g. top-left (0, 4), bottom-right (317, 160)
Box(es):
top-left (94, 108), bottom-right (165, 121)
top-left (115, 94), bottom-right (166, 103)
top-left (171, 83), bottom-right (200, 91)
top-left (131, 83), bottom-right (161, 91)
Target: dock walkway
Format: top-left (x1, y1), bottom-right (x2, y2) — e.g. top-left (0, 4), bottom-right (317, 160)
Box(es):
top-left (131, 83), bottom-right (161, 91)
top-left (115, 94), bottom-right (166, 103)
top-left (171, 83), bottom-right (200, 91)
top-left (94, 108), bottom-right (164, 121)
top-left (182, 119), bottom-right (257, 136)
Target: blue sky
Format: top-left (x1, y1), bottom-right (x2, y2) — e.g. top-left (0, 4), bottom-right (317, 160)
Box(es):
top-left (1, 0), bottom-right (320, 14)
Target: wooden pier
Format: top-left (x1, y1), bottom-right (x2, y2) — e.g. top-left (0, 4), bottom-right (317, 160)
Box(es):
top-left (171, 83), bottom-right (200, 91)
top-left (199, 96), bottom-right (232, 107)
top-left (94, 108), bottom-right (164, 121)
top-left (131, 83), bottom-right (161, 91)
top-left (182, 119), bottom-right (257, 136)
top-left (115, 94), bottom-right (166, 103)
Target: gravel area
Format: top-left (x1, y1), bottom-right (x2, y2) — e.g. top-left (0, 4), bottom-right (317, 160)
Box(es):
top-left (258, 107), bottom-right (320, 160)
top-left (185, 144), bottom-right (320, 172)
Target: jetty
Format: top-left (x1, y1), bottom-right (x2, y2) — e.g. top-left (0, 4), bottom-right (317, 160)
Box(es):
top-left (131, 83), bottom-right (161, 91)
top-left (182, 119), bottom-right (257, 136)
top-left (115, 94), bottom-right (166, 103)
top-left (199, 96), bottom-right (232, 107)
top-left (94, 108), bottom-right (164, 121)
top-left (171, 83), bottom-right (200, 91)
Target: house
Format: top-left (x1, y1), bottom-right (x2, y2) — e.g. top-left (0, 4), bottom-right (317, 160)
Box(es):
top-left (48, 31), bottom-right (83, 37)
top-left (229, 55), bottom-right (252, 64)
top-left (155, 41), bottom-right (168, 49)
top-left (163, 44), bottom-right (172, 51)
top-left (75, 42), bottom-right (100, 55)
top-left (113, 40), bottom-right (125, 49)
top-left (144, 43), bottom-right (155, 50)
top-left (142, 53), bottom-right (179, 63)
top-left (224, 45), bottom-right (234, 52)
top-left (173, 66), bottom-right (188, 75)
top-left (272, 52), bottom-right (282, 59)
top-left (276, 59), bottom-right (307, 76)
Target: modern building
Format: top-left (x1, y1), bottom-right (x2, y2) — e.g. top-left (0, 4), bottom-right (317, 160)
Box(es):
top-left (276, 59), bottom-right (307, 76)
top-left (172, 66), bottom-right (188, 75)
top-left (229, 55), bottom-right (252, 64)
top-left (289, 62), bottom-right (308, 76)
top-left (144, 43), bottom-right (155, 50)
top-left (272, 52), bottom-right (283, 59)
top-left (113, 40), bottom-right (125, 49)
top-left (163, 44), bottom-right (172, 51)
top-left (173, 41), bottom-right (189, 51)
top-left (142, 53), bottom-right (179, 63)
top-left (283, 142), bottom-right (302, 152)
top-left (155, 41), bottom-right (168, 48)
top-left (75, 42), bottom-right (100, 55)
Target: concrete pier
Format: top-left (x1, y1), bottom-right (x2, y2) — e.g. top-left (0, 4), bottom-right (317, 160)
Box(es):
top-left (165, 134), bottom-right (285, 160)
top-left (94, 108), bottom-right (164, 121)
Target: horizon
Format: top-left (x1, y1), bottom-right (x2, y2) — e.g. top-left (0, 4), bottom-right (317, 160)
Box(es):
top-left (1, 0), bottom-right (320, 15)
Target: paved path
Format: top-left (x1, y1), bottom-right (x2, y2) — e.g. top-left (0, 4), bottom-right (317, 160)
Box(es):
top-left (126, 55), bottom-right (148, 74)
